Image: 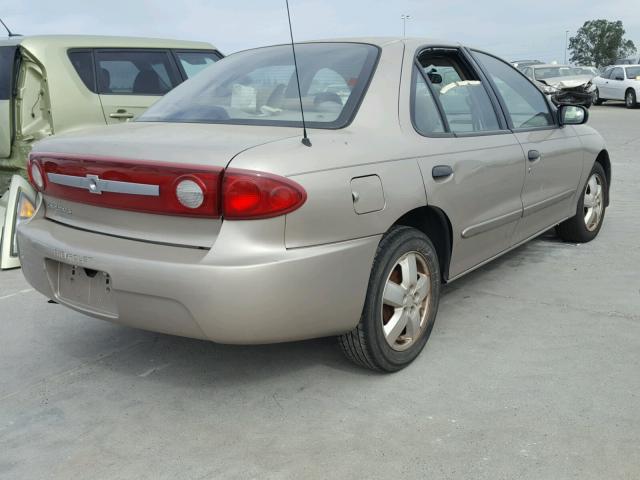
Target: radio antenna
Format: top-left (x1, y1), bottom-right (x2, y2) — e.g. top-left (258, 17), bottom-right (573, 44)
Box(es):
top-left (285, 0), bottom-right (311, 147)
top-left (0, 18), bottom-right (20, 37)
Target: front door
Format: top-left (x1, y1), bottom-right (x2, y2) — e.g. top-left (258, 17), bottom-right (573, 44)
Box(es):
top-left (471, 51), bottom-right (583, 242)
top-left (608, 67), bottom-right (626, 100)
top-left (94, 49), bottom-right (182, 124)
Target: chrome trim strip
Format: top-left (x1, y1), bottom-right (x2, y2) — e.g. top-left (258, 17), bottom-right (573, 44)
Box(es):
top-left (47, 173), bottom-right (159, 197)
top-left (461, 209), bottom-right (522, 239)
top-left (449, 214), bottom-right (573, 283)
top-left (522, 189), bottom-right (575, 217)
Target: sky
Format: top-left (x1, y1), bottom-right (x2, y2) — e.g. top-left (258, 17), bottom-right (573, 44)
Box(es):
top-left (2, 0), bottom-right (639, 63)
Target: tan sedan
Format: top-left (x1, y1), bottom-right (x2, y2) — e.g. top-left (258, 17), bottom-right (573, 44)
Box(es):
top-left (17, 38), bottom-right (610, 371)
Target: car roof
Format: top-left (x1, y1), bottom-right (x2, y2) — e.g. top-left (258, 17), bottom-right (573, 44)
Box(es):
top-left (0, 34), bottom-right (215, 50)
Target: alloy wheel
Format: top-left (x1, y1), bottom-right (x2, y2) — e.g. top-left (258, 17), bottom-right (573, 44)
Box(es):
top-left (381, 251), bottom-right (431, 351)
top-left (583, 173), bottom-right (604, 232)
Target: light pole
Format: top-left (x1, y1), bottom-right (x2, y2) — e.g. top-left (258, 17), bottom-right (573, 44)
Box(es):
top-left (565, 30), bottom-right (569, 64)
top-left (401, 14), bottom-right (411, 38)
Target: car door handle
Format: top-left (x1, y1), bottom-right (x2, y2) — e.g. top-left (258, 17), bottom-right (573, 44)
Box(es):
top-left (528, 150), bottom-right (541, 162)
top-left (109, 111), bottom-right (134, 119)
top-left (432, 165), bottom-right (453, 179)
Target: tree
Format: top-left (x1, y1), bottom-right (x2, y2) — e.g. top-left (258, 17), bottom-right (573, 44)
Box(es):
top-left (569, 20), bottom-right (636, 67)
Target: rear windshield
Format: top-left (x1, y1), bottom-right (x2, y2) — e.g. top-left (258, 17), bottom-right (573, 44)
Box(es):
top-left (626, 67), bottom-right (640, 79)
top-left (0, 46), bottom-right (17, 100)
top-left (138, 43), bottom-right (379, 129)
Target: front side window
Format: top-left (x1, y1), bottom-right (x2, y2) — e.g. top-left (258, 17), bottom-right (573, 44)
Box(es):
top-left (626, 67), bottom-right (640, 79)
top-left (68, 50), bottom-right (96, 92)
top-left (611, 68), bottom-right (624, 80)
top-left (174, 50), bottom-right (221, 78)
top-left (139, 43), bottom-right (379, 129)
top-left (417, 49), bottom-right (501, 134)
top-left (473, 51), bottom-right (554, 129)
top-left (95, 50), bottom-right (181, 95)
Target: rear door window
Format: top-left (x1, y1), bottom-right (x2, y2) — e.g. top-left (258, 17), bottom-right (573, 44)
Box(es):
top-left (417, 48), bottom-right (502, 134)
top-left (173, 50), bottom-right (221, 78)
top-left (95, 50), bottom-right (181, 95)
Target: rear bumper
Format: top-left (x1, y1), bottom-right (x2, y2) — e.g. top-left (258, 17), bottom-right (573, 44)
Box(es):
top-left (17, 215), bottom-right (379, 344)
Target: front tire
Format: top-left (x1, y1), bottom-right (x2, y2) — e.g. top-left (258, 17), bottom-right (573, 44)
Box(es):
top-left (593, 88), bottom-right (604, 105)
top-left (625, 89), bottom-right (637, 109)
top-left (557, 162), bottom-right (608, 243)
top-left (339, 226), bottom-right (441, 372)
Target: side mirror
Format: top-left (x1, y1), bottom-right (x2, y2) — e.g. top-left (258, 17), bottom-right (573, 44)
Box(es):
top-left (0, 175), bottom-right (37, 270)
top-left (559, 105), bottom-right (588, 126)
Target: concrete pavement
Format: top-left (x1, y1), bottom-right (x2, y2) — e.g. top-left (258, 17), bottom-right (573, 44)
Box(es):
top-left (0, 104), bottom-right (639, 479)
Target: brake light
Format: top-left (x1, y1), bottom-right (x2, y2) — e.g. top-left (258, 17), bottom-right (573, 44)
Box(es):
top-left (29, 154), bottom-right (306, 220)
top-left (222, 168), bottom-right (306, 220)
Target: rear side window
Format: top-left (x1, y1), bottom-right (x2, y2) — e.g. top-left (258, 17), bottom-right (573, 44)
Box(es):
top-left (68, 50), bottom-right (96, 92)
top-left (417, 48), bottom-right (501, 134)
top-left (472, 51), bottom-right (554, 129)
top-left (95, 50), bottom-right (181, 95)
top-left (0, 46), bottom-right (17, 100)
top-left (174, 50), bottom-right (221, 78)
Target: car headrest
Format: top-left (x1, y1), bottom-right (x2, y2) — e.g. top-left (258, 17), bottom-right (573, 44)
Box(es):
top-left (99, 68), bottom-right (111, 93)
top-left (133, 69), bottom-right (166, 95)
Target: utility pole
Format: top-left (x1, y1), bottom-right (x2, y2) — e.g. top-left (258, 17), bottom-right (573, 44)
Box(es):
top-left (401, 14), bottom-right (411, 38)
top-left (564, 30), bottom-right (569, 64)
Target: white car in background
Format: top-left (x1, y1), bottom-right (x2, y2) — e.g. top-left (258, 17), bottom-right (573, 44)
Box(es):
top-left (592, 65), bottom-right (640, 108)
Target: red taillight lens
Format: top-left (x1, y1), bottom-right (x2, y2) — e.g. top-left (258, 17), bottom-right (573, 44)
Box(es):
top-left (222, 169), bottom-right (306, 220)
top-left (29, 154), bottom-right (306, 220)
top-left (31, 153), bottom-right (223, 218)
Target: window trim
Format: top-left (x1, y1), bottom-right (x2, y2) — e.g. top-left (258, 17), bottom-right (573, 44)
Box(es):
top-left (170, 49), bottom-right (224, 81)
top-left (93, 48), bottom-right (183, 96)
top-left (410, 62), bottom-right (453, 138)
top-left (411, 45), bottom-right (511, 138)
top-left (468, 48), bottom-right (559, 132)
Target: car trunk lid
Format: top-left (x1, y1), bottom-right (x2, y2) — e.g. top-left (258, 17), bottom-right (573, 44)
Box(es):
top-left (31, 122), bottom-right (298, 247)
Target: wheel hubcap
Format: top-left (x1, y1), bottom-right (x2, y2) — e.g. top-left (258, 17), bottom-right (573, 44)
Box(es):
top-left (627, 93), bottom-right (634, 106)
top-left (583, 173), bottom-right (604, 232)
top-left (381, 251), bottom-right (431, 351)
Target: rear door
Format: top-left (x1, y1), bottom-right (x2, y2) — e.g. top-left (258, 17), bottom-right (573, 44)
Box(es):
top-left (94, 49), bottom-right (182, 123)
top-left (0, 45), bottom-right (18, 158)
top-left (411, 48), bottom-right (526, 277)
top-left (471, 50), bottom-right (583, 242)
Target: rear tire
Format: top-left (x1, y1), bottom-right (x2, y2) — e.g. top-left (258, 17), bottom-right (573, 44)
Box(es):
top-left (339, 226), bottom-right (440, 372)
top-left (557, 162), bottom-right (608, 243)
top-left (625, 89), bottom-right (637, 109)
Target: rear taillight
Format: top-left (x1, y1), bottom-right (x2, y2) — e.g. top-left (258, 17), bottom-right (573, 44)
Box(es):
top-left (30, 153), bottom-right (306, 220)
top-left (222, 168), bottom-right (306, 220)
top-left (28, 158), bottom-right (45, 191)
top-left (31, 153), bottom-right (222, 218)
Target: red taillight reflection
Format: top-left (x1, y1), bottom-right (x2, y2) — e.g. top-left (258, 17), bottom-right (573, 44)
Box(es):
top-left (222, 169), bottom-right (306, 220)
